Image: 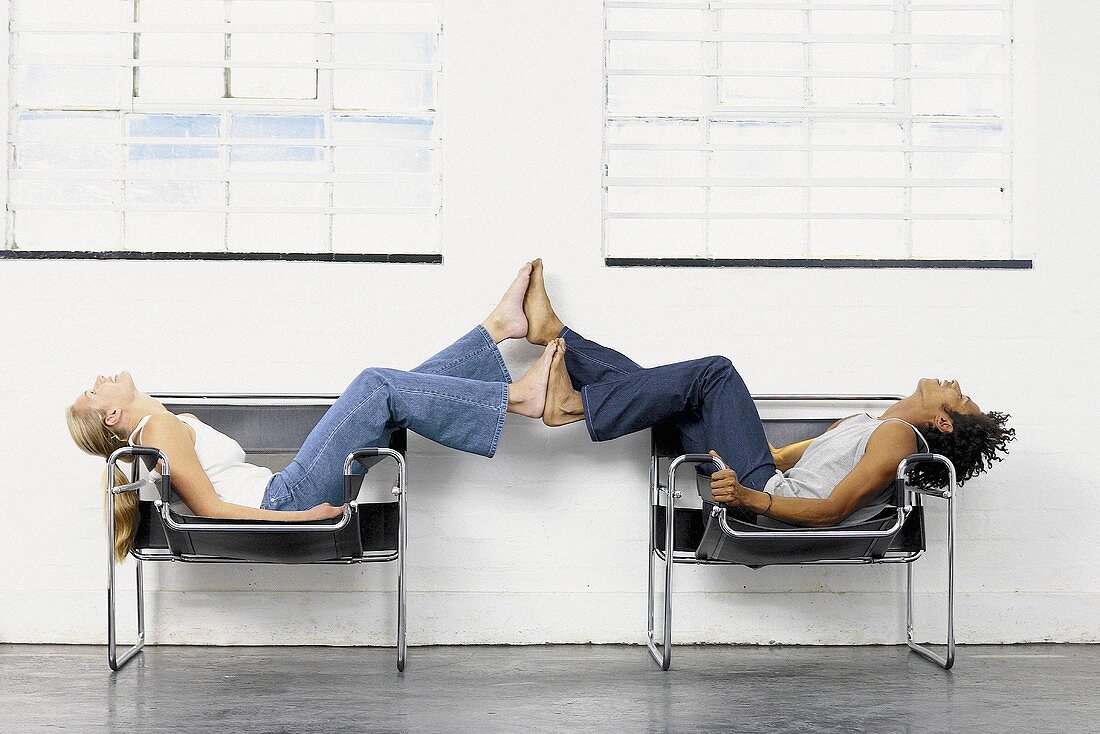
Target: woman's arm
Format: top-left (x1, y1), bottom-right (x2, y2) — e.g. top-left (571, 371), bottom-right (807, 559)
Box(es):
top-left (768, 414), bottom-right (859, 472)
top-left (712, 422), bottom-right (916, 527)
top-left (138, 414), bottom-right (343, 522)
top-left (769, 438), bottom-right (813, 472)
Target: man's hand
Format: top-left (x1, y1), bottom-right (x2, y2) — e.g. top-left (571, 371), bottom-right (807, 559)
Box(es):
top-left (708, 450), bottom-right (749, 507)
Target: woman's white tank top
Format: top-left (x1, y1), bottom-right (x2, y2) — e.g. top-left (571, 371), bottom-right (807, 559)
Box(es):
top-left (128, 413), bottom-right (272, 509)
top-left (764, 413), bottom-right (929, 526)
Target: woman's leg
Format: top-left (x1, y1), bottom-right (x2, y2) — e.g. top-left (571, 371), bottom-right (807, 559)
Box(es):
top-left (261, 351), bottom-right (558, 512)
top-left (409, 325), bottom-right (513, 383)
top-left (544, 341), bottom-right (776, 491)
top-left (410, 263), bottom-right (533, 383)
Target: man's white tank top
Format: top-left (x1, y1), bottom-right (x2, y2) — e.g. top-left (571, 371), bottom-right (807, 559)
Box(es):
top-left (763, 413), bottom-right (929, 526)
top-left (128, 413), bottom-right (272, 509)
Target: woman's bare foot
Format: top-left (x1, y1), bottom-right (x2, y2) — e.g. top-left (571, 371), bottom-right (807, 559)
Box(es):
top-left (482, 262), bottom-right (532, 343)
top-left (506, 341), bottom-right (558, 418)
top-left (543, 338), bottom-right (585, 426)
top-left (522, 258), bottom-right (565, 346)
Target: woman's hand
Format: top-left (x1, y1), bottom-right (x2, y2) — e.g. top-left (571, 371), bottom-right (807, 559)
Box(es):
top-left (300, 502), bottom-right (347, 521)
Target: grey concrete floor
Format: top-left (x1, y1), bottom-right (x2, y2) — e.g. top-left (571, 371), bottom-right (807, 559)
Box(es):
top-left (2, 643), bottom-right (1095, 733)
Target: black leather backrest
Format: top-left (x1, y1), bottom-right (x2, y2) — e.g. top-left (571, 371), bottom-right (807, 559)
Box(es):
top-left (160, 402), bottom-right (333, 453)
top-left (153, 396), bottom-right (405, 479)
top-left (762, 418), bottom-right (838, 447)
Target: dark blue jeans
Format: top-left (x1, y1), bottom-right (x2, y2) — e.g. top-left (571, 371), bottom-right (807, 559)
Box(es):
top-left (562, 327), bottom-right (776, 492)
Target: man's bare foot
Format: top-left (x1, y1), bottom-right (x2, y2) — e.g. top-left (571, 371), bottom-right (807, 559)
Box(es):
top-left (482, 262), bottom-right (532, 343)
top-left (506, 341), bottom-right (558, 418)
top-left (522, 258), bottom-right (565, 346)
top-left (543, 338), bottom-right (585, 427)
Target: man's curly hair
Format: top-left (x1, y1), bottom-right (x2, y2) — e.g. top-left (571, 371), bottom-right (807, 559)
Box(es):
top-left (909, 409), bottom-right (1016, 489)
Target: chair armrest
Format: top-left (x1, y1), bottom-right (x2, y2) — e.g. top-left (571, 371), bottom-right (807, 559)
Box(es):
top-left (675, 450), bottom-right (908, 540)
top-left (667, 453), bottom-right (724, 499)
top-left (158, 504), bottom-right (355, 533)
top-left (159, 445), bottom-right (406, 533)
top-left (344, 447), bottom-right (406, 503)
top-left (107, 446), bottom-right (171, 502)
top-left (713, 505), bottom-right (907, 539)
top-left (896, 453), bottom-right (957, 501)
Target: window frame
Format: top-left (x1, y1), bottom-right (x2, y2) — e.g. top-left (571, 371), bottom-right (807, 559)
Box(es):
top-left (601, 0), bottom-right (1031, 269)
top-left (3, 0), bottom-right (445, 263)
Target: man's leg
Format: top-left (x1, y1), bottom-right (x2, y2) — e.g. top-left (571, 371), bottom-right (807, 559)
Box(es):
top-left (558, 352), bottom-right (775, 491)
top-left (558, 327), bottom-right (643, 387)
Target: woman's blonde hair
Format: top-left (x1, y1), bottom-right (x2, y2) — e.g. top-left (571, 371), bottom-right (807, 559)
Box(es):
top-left (66, 404), bottom-right (137, 563)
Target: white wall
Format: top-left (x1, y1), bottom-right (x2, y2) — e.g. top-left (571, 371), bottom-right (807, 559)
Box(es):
top-left (2, 0), bottom-right (1098, 647)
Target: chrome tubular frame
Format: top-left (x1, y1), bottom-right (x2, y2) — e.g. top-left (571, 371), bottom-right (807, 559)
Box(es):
top-left (158, 504), bottom-right (355, 533)
top-left (105, 438), bottom-right (408, 673)
top-left (106, 446), bottom-right (169, 672)
top-left (647, 451), bottom-right (727, 671)
top-left (897, 453), bottom-right (957, 670)
top-left (345, 447), bottom-right (408, 672)
top-left (714, 505), bottom-right (906, 539)
top-left (645, 394), bottom-right (958, 672)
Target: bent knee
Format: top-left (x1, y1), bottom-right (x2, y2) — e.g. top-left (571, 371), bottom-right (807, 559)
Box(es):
top-left (702, 355), bottom-right (734, 372)
top-left (354, 367), bottom-right (390, 388)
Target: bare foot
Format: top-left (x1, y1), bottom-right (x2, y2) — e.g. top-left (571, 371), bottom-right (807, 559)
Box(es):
top-left (507, 341), bottom-right (558, 418)
top-left (522, 258), bottom-right (565, 346)
top-left (482, 262), bottom-right (532, 343)
top-left (543, 338), bottom-right (585, 427)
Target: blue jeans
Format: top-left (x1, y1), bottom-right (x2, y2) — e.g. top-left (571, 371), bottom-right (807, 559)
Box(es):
top-left (260, 325), bottom-right (512, 511)
top-left (561, 327), bottom-right (776, 492)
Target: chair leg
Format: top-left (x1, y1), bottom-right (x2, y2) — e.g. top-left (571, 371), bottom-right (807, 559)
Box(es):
top-left (395, 458), bottom-right (408, 673)
top-left (906, 495), bottom-right (956, 670)
top-left (106, 481), bottom-right (146, 672)
top-left (107, 557), bottom-right (146, 672)
top-left (646, 457), bottom-right (675, 671)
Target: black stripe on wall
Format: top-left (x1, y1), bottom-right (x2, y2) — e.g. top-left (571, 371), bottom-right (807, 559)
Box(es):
top-left (0, 250), bottom-right (443, 263)
top-left (606, 257), bottom-right (1033, 269)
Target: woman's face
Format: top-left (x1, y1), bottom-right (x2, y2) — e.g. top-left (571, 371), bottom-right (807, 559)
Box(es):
top-left (73, 371), bottom-right (138, 416)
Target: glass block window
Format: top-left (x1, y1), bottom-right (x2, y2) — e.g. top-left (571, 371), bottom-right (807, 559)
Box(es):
top-left (7, 0), bottom-right (443, 257)
top-left (603, 0), bottom-right (1014, 263)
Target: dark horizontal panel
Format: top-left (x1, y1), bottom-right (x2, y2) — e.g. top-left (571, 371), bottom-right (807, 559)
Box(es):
top-left (606, 257), bottom-right (1032, 269)
top-left (0, 250), bottom-right (442, 264)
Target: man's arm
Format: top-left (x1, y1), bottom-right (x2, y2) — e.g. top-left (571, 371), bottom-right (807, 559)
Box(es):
top-left (714, 422), bottom-right (916, 527)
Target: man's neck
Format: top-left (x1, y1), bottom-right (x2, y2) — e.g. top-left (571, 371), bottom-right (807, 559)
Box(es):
top-left (880, 395), bottom-right (932, 428)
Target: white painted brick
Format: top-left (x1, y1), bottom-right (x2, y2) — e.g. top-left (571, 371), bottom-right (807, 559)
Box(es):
top-left (2, 0), bottom-right (1098, 647)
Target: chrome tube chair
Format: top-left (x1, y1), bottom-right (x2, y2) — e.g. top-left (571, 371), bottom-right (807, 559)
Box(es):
top-left (106, 394), bottom-right (408, 672)
top-left (647, 395), bottom-right (957, 671)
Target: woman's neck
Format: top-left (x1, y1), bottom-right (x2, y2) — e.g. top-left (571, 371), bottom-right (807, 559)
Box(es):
top-left (117, 395), bottom-right (169, 438)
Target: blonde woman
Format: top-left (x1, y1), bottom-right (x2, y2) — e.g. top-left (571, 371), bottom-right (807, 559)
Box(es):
top-left (69, 263), bottom-right (556, 562)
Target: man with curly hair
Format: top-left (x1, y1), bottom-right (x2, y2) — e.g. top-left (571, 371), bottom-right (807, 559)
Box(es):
top-left (525, 259), bottom-right (1015, 527)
